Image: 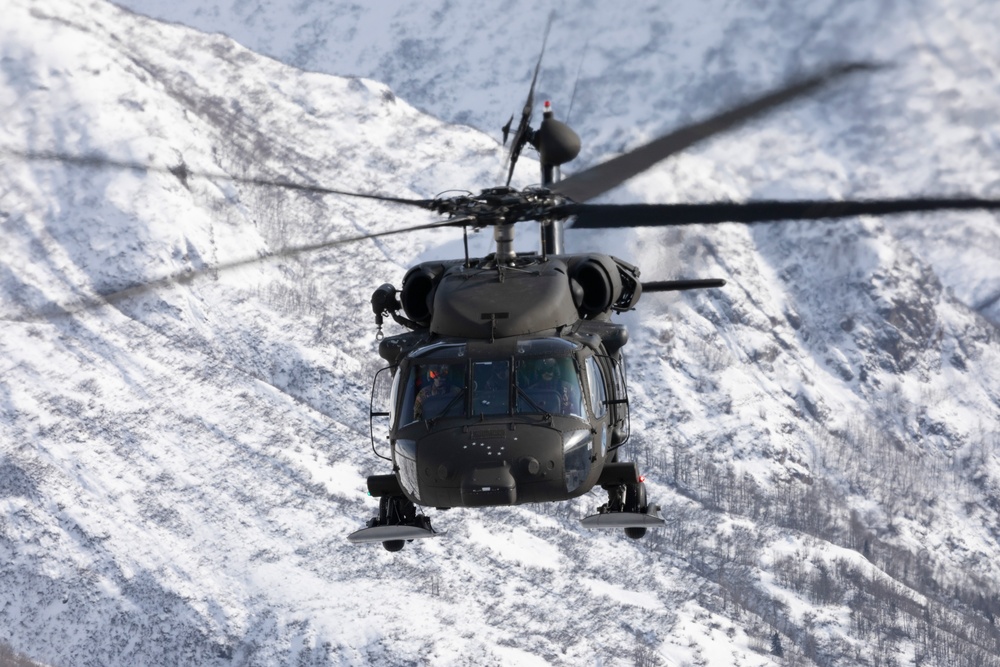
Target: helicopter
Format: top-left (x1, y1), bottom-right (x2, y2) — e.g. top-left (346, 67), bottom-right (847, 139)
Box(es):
top-left (7, 25), bottom-right (1000, 554)
top-left (339, 55), bottom-right (1000, 550)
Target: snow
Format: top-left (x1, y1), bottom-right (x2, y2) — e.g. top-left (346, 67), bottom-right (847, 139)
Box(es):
top-left (3, 0), bottom-right (1000, 665)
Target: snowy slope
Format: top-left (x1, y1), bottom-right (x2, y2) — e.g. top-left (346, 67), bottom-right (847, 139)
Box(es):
top-left (2, 1), bottom-right (1000, 666)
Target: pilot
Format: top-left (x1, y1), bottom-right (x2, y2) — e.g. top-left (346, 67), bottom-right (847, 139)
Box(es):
top-left (529, 358), bottom-right (572, 414)
top-left (413, 364), bottom-right (460, 420)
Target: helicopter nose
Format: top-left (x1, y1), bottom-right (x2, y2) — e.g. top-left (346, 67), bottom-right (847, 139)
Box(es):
top-left (460, 463), bottom-right (516, 506)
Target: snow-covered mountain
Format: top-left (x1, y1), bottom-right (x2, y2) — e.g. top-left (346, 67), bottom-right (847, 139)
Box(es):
top-left (2, 0), bottom-right (1000, 665)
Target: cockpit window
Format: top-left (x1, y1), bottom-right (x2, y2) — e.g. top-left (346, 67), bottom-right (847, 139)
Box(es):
top-left (515, 356), bottom-right (585, 418)
top-left (397, 339), bottom-right (588, 424)
top-left (402, 362), bottom-right (466, 423)
top-left (472, 360), bottom-right (510, 416)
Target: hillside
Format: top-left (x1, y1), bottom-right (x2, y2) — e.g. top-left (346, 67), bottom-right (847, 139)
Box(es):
top-left (2, 0), bottom-right (1000, 665)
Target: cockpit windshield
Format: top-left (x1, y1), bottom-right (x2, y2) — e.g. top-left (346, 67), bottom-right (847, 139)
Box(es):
top-left (398, 343), bottom-right (467, 424)
top-left (472, 359), bottom-right (510, 416)
top-left (514, 355), bottom-right (585, 418)
top-left (399, 338), bottom-right (587, 424)
top-left (402, 361), bottom-right (467, 423)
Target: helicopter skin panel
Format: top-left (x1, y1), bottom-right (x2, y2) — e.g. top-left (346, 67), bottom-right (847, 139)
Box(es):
top-left (430, 263), bottom-right (579, 339)
top-left (396, 420), bottom-right (588, 508)
top-left (346, 524), bottom-right (443, 544)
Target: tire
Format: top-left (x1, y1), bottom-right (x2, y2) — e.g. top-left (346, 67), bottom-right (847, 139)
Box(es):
top-left (623, 481), bottom-right (648, 540)
top-left (378, 496), bottom-right (391, 523)
top-left (625, 481), bottom-right (647, 514)
top-left (382, 540), bottom-right (405, 552)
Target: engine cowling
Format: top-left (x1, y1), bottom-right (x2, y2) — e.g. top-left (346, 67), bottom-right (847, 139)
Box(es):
top-left (400, 264), bottom-right (445, 326)
top-left (567, 255), bottom-right (623, 319)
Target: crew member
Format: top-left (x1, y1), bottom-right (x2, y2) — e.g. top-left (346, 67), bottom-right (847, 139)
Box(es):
top-left (413, 365), bottom-right (460, 420)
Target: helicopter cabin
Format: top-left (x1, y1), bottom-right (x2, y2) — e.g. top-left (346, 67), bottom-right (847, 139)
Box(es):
top-left (381, 334), bottom-right (630, 508)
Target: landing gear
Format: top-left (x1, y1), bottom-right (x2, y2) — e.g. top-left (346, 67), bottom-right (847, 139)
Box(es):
top-left (371, 495), bottom-right (432, 552)
top-left (598, 479), bottom-right (650, 538)
top-left (347, 476), bottom-right (442, 550)
top-left (581, 462), bottom-right (664, 537)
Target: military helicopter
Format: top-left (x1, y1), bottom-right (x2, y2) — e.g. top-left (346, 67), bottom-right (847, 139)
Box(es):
top-left (340, 54), bottom-right (1000, 550)
top-left (8, 25), bottom-right (1000, 553)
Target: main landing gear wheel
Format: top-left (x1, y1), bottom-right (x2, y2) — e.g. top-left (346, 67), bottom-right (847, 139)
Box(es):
top-left (623, 482), bottom-right (648, 540)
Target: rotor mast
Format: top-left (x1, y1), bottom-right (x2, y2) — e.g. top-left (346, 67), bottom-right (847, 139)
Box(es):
top-left (494, 221), bottom-right (517, 263)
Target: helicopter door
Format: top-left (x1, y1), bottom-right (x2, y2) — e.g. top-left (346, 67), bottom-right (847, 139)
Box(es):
top-left (369, 366), bottom-right (395, 461)
top-left (584, 357), bottom-right (609, 458)
top-left (597, 355), bottom-right (630, 448)
top-left (584, 357), bottom-right (608, 419)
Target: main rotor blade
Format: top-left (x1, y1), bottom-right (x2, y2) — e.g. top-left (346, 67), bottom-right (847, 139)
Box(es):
top-left (551, 62), bottom-right (877, 203)
top-left (504, 11), bottom-right (555, 186)
top-left (642, 279), bottom-right (727, 292)
top-left (1, 148), bottom-right (438, 209)
top-left (3, 217), bottom-right (473, 322)
top-left (560, 197), bottom-right (1000, 228)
